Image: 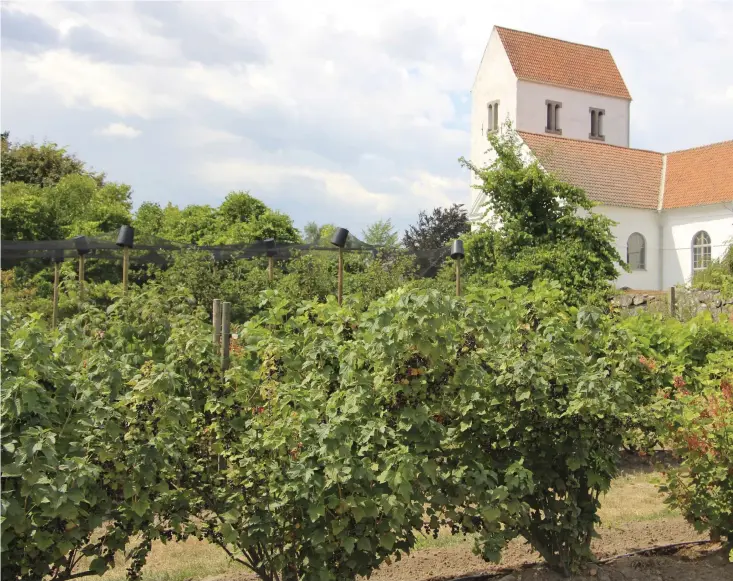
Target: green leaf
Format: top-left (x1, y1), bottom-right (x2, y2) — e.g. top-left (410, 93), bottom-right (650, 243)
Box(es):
top-left (308, 503), bottom-right (325, 522)
top-left (379, 532), bottom-right (396, 550)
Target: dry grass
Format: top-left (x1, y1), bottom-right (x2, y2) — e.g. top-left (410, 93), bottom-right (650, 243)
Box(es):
top-left (91, 468), bottom-right (678, 581)
top-left (597, 469), bottom-right (677, 528)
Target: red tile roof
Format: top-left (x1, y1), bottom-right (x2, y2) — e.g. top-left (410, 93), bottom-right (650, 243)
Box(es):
top-left (495, 26), bottom-right (632, 100)
top-left (519, 132), bottom-right (662, 209)
top-left (663, 141), bottom-right (733, 208)
top-left (518, 132), bottom-right (733, 210)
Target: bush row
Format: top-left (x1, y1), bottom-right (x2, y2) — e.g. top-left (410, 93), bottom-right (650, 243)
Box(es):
top-left (1, 283), bottom-right (730, 580)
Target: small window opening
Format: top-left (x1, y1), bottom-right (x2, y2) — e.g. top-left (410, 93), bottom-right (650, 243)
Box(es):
top-left (589, 107), bottom-right (605, 140)
top-left (487, 100), bottom-right (500, 133)
top-left (545, 100), bottom-right (562, 134)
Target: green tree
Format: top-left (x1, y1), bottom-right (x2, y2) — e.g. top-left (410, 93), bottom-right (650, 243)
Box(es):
top-left (302, 222), bottom-right (337, 245)
top-left (1, 132), bottom-right (104, 187)
top-left (460, 125), bottom-right (624, 304)
top-left (219, 190), bottom-right (268, 224)
top-left (0, 174), bottom-right (132, 240)
top-left (0, 182), bottom-right (61, 240)
top-left (402, 204), bottom-right (470, 251)
top-left (362, 218), bottom-right (399, 247)
top-left (133, 202), bottom-right (165, 237)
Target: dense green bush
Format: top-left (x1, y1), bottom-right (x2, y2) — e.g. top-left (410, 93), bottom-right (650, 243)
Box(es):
top-left (4, 278), bottom-right (728, 580)
top-left (183, 282), bottom-right (654, 577)
top-left (617, 312), bottom-right (733, 450)
top-left (0, 288), bottom-right (216, 580)
top-left (460, 126), bottom-right (623, 306)
top-left (660, 349), bottom-right (733, 549)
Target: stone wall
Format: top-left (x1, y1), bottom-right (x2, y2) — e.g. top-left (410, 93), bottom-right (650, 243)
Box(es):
top-left (613, 288), bottom-right (733, 321)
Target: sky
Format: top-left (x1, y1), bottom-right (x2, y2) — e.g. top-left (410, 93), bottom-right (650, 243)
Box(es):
top-left (2, 0), bottom-right (732, 237)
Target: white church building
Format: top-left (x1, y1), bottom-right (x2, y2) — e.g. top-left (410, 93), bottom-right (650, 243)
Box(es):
top-left (469, 26), bottom-right (733, 290)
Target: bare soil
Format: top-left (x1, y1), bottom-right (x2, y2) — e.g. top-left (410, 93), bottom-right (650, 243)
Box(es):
top-left (364, 519), bottom-right (731, 581)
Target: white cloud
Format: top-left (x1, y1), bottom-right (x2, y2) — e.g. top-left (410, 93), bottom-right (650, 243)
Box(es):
top-left (97, 122), bottom-right (141, 139)
top-left (2, 0), bottom-right (732, 231)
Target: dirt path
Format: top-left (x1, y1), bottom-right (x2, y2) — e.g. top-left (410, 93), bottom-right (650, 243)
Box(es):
top-left (364, 519), bottom-right (721, 581)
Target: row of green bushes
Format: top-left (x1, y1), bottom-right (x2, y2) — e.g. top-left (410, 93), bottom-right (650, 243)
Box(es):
top-left (3, 282), bottom-right (731, 580)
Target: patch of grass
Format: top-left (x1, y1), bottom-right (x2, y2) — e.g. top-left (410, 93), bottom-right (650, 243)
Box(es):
top-left (91, 537), bottom-right (248, 581)
top-left (598, 470), bottom-right (678, 528)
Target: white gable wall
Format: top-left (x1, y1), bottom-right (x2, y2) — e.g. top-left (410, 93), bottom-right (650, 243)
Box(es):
top-left (469, 29), bottom-right (517, 220)
top-left (594, 205), bottom-right (662, 290)
top-left (516, 81), bottom-right (630, 147)
top-left (661, 204), bottom-right (733, 288)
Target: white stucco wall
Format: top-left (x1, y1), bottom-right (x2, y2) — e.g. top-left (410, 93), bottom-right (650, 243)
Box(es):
top-left (469, 28), bottom-right (517, 221)
top-left (594, 205), bottom-right (662, 290)
top-left (661, 203), bottom-right (733, 288)
top-left (516, 81), bottom-right (630, 147)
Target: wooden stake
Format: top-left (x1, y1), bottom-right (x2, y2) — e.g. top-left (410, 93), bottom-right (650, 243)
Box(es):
top-left (221, 301), bottom-right (231, 373)
top-left (670, 286), bottom-right (676, 318)
top-left (337, 247), bottom-right (344, 306)
top-left (455, 258), bottom-right (462, 297)
top-left (268, 256), bottom-right (274, 283)
top-left (213, 299), bottom-right (222, 348)
top-left (122, 246), bottom-right (130, 295)
top-left (78, 254), bottom-right (85, 301)
top-left (52, 262), bottom-right (60, 328)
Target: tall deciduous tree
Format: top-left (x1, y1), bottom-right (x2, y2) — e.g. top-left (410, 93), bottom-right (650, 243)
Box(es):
top-left (402, 204), bottom-right (470, 251)
top-left (302, 222), bottom-right (337, 245)
top-left (362, 219), bottom-right (399, 247)
top-left (459, 125), bottom-right (624, 304)
top-left (1, 132), bottom-right (104, 187)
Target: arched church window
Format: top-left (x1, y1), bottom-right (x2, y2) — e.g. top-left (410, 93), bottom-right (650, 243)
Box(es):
top-left (692, 231), bottom-right (712, 271)
top-left (627, 232), bottom-right (646, 271)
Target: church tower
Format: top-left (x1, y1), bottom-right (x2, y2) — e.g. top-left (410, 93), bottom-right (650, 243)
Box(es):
top-left (469, 26), bottom-right (632, 220)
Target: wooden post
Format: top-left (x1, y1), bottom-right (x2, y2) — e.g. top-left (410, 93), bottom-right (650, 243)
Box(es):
top-left (670, 286), bottom-right (676, 318)
top-left (221, 301), bottom-right (231, 373)
top-left (52, 262), bottom-right (60, 328)
top-left (455, 258), bottom-right (462, 297)
top-left (337, 247), bottom-right (344, 306)
top-left (213, 299), bottom-right (222, 348)
top-left (122, 247), bottom-right (130, 294)
top-left (268, 256), bottom-right (274, 283)
top-left (78, 254), bottom-right (85, 301)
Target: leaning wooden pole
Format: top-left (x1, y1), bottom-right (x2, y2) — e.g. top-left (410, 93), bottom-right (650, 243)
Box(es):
top-left (337, 247), bottom-right (344, 306)
top-left (221, 301), bottom-right (231, 373)
top-left (670, 286), bottom-right (676, 318)
top-left (78, 254), bottom-right (86, 301)
top-left (52, 262), bottom-right (60, 328)
top-left (213, 299), bottom-right (222, 350)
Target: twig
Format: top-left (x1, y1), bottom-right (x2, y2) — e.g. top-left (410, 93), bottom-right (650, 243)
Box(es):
top-left (597, 539), bottom-right (715, 564)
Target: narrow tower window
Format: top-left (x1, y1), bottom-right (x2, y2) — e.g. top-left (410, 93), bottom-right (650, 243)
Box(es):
top-left (545, 100), bottom-right (562, 134)
top-left (589, 107), bottom-right (605, 140)
top-left (487, 100), bottom-right (500, 133)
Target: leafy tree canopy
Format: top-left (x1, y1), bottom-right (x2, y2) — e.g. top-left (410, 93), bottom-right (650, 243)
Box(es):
top-left (361, 218), bottom-right (399, 247)
top-left (459, 125), bottom-right (624, 304)
top-left (1, 175), bottom-right (132, 241)
top-left (1, 132), bottom-right (104, 187)
top-left (303, 222), bottom-right (338, 245)
top-left (133, 191), bottom-right (301, 246)
top-left (402, 204), bottom-right (470, 251)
